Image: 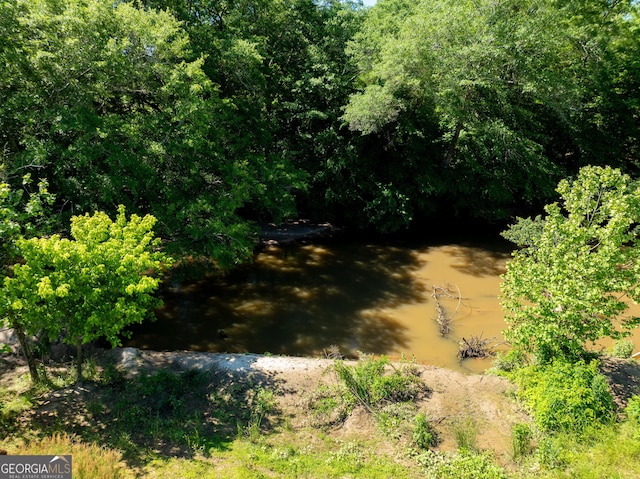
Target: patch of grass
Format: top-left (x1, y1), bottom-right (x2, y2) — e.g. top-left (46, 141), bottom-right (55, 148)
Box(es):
top-left (452, 416), bottom-right (478, 451)
top-left (333, 353), bottom-right (426, 410)
top-left (3, 433), bottom-right (129, 479)
top-left (412, 448), bottom-right (507, 479)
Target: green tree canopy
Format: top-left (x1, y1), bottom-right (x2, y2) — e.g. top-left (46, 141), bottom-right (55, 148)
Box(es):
top-left (1, 205), bottom-right (171, 382)
top-left (500, 166), bottom-right (640, 362)
top-left (1, 0), bottom-right (303, 267)
top-left (342, 0), bottom-right (640, 226)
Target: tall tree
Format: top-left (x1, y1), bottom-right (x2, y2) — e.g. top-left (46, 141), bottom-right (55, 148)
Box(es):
top-left (139, 0), bottom-right (365, 224)
top-left (342, 0), bottom-right (640, 226)
top-left (1, 0), bottom-right (301, 267)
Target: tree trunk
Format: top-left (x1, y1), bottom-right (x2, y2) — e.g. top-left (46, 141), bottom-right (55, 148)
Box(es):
top-left (12, 319), bottom-right (40, 383)
top-left (76, 339), bottom-right (83, 385)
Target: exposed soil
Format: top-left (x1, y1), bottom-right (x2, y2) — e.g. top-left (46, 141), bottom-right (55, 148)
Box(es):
top-left (3, 347), bottom-right (640, 469)
top-left (95, 348), bottom-right (529, 460)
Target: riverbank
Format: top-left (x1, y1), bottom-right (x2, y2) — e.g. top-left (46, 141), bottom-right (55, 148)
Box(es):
top-left (2, 348), bottom-right (640, 478)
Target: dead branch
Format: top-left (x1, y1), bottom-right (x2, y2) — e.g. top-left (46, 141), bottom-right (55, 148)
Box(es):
top-left (431, 284), bottom-right (463, 336)
top-left (457, 333), bottom-right (497, 360)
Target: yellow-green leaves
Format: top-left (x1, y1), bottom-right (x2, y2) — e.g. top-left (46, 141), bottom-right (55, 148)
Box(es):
top-left (501, 166), bottom-right (640, 362)
top-left (4, 206), bottom-right (171, 349)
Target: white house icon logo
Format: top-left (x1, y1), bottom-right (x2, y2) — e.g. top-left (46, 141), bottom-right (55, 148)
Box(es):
top-left (0, 454), bottom-right (72, 478)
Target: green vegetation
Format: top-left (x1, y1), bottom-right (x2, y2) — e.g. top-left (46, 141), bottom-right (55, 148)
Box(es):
top-left (512, 359), bottom-right (615, 434)
top-left (2, 0), bottom-right (639, 262)
top-left (501, 166), bottom-right (640, 363)
top-left (1, 206), bottom-right (170, 382)
top-left (3, 352), bottom-right (640, 477)
top-left (2, 0), bottom-right (640, 477)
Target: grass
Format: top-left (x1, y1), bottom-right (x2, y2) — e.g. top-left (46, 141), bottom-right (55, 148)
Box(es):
top-left (3, 352), bottom-right (640, 478)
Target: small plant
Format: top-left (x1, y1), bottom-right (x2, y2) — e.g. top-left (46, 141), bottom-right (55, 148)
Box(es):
top-left (510, 422), bottom-right (533, 462)
top-left (413, 412), bottom-right (440, 449)
top-left (452, 417), bottom-right (478, 451)
top-left (241, 387), bottom-right (278, 442)
top-left (612, 339), bottom-right (635, 359)
top-left (535, 435), bottom-right (568, 469)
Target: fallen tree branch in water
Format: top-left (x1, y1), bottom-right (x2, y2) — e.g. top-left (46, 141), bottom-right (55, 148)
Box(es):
top-left (431, 284), bottom-right (462, 336)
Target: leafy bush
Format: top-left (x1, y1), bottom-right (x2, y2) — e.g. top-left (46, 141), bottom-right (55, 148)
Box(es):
top-left (333, 354), bottom-right (426, 410)
top-left (612, 339), bottom-right (635, 359)
top-left (512, 359), bottom-right (615, 434)
top-left (412, 412), bottom-right (440, 449)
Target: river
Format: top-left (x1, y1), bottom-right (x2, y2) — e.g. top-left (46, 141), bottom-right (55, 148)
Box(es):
top-left (126, 229), bottom-right (517, 373)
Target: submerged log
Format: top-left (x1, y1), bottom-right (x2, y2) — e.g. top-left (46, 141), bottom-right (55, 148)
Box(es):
top-left (431, 284), bottom-right (462, 336)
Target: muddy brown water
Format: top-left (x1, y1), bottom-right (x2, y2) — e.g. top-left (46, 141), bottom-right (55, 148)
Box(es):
top-left (126, 233), bottom-right (521, 373)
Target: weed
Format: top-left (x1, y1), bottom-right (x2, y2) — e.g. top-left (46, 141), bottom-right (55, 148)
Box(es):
top-left (535, 435), bottom-right (568, 469)
top-left (238, 387), bottom-right (278, 443)
top-left (452, 417), bottom-right (478, 451)
top-left (510, 422), bottom-right (533, 462)
top-left (412, 412), bottom-right (440, 449)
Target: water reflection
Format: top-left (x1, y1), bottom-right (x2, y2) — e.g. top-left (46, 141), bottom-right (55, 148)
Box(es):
top-left (126, 236), bottom-right (512, 372)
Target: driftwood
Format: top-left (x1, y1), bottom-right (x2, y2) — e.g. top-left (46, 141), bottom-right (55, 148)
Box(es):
top-left (431, 284), bottom-right (462, 336)
top-left (457, 334), bottom-right (496, 359)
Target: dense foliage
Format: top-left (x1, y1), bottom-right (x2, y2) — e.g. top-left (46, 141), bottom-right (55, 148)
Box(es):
top-left (1, 205), bottom-right (170, 381)
top-left (1, 0), bottom-right (638, 265)
top-left (512, 359), bottom-right (615, 433)
top-left (501, 166), bottom-right (640, 362)
top-left (344, 0), bottom-right (640, 225)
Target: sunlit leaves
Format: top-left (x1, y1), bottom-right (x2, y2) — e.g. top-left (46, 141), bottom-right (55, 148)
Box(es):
top-left (501, 166), bottom-right (640, 362)
top-left (3, 206), bottom-right (171, 347)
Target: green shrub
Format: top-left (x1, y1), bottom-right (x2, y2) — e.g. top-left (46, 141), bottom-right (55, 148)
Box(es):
top-left (612, 339), bottom-right (635, 359)
top-left (412, 412), bottom-right (440, 449)
top-left (625, 395), bottom-right (640, 423)
top-left (414, 449), bottom-right (507, 479)
top-left (333, 354), bottom-right (425, 410)
top-left (512, 359), bottom-right (615, 434)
